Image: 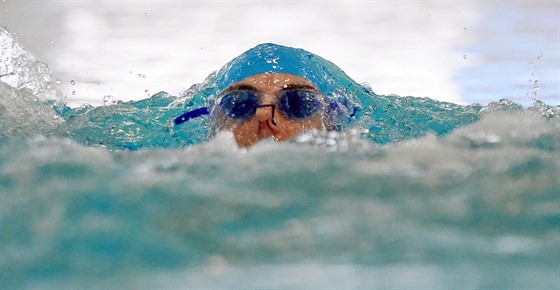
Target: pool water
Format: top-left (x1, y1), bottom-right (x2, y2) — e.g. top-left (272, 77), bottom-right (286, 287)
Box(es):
top-left (1, 26), bottom-right (559, 289)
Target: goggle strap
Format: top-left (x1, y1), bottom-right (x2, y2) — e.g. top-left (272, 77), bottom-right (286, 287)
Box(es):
top-left (173, 107), bottom-right (210, 125)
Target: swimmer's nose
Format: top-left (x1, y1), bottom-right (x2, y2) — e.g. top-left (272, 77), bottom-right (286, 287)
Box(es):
top-left (255, 104), bottom-right (278, 127)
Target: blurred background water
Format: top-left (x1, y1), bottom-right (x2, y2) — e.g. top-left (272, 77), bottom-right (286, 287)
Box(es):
top-left (1, 0), bottom-right (558, 107)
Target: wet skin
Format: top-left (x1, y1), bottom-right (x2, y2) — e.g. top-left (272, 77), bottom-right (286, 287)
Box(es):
top-left (212, 73), bottom-right (327, 147)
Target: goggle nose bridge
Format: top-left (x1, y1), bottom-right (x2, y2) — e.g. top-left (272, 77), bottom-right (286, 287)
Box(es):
top-left (255, 104), bottom-right (277, 125)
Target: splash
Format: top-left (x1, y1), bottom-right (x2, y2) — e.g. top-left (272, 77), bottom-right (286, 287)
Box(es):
top-left (0, 26), bottom-right (61, 101)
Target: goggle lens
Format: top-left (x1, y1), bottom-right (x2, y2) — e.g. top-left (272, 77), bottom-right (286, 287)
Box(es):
top-left (219, 90), bottom-right (259, 120)
top-left (278, 89), bottom-right (321, 119)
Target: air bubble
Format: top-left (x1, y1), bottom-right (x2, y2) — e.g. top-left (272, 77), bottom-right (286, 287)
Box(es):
top-left (463, 54), bottom-right (468, 60)
top-left (71, 91), bottom-right (76, 95)
top-left (70, 80), bottom-right (75, 85)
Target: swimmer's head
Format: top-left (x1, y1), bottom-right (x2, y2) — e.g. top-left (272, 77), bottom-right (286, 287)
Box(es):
top-left (210, 72), bottom-right (331, 147)
top-left (174, 43), bottom-right (354, 147)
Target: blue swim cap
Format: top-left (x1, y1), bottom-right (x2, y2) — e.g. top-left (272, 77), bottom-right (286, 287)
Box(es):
top-left (175, 43), bottom-right (367, 125)
top-left (215, 43), bottom-right (346, 96)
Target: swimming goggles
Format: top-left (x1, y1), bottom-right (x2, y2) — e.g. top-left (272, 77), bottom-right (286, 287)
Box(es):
top-left (174, 88), bottom-right (323, 125)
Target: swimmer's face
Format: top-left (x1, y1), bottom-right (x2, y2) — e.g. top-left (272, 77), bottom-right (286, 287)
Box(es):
top-left (211, 73), bottom-right (328, 147)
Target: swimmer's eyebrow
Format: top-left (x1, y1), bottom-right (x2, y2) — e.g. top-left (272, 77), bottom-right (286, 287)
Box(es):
top-left (282, 83), bottom-right (318, 91)
top-left (224, 83), bottom-right (318, 93)
top-left (224, 84), bottom-right (258, 92)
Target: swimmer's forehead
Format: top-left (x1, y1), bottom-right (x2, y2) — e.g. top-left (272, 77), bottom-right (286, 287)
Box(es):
top-left (224, 73), bottom-right (319, 92)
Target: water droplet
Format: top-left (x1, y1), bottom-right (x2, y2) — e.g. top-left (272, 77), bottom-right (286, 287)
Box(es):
top-left (70, 80), bottom-right (75, 85)
top-left (103, 95), bottom-right (114, 106)
top-left (144, 12), bottom-right (149, 16)
top-left (527, 80), bottom-right (540, 100)
top-left (71, 91), bottom-right (76, 95)
top-left (463, 54), bottom-right (468, 60)
top-left (144, 90), bottom-right (150, 95)
top-left (55, 79), bottom-right (62, 84)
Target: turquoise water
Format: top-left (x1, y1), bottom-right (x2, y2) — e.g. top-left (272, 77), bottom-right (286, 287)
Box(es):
top-left (1, 27), bottom-right (560, 289)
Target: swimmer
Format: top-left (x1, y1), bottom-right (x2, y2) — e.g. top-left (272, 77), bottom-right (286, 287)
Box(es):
top-left (174, 43), bottom-right (353, 147)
